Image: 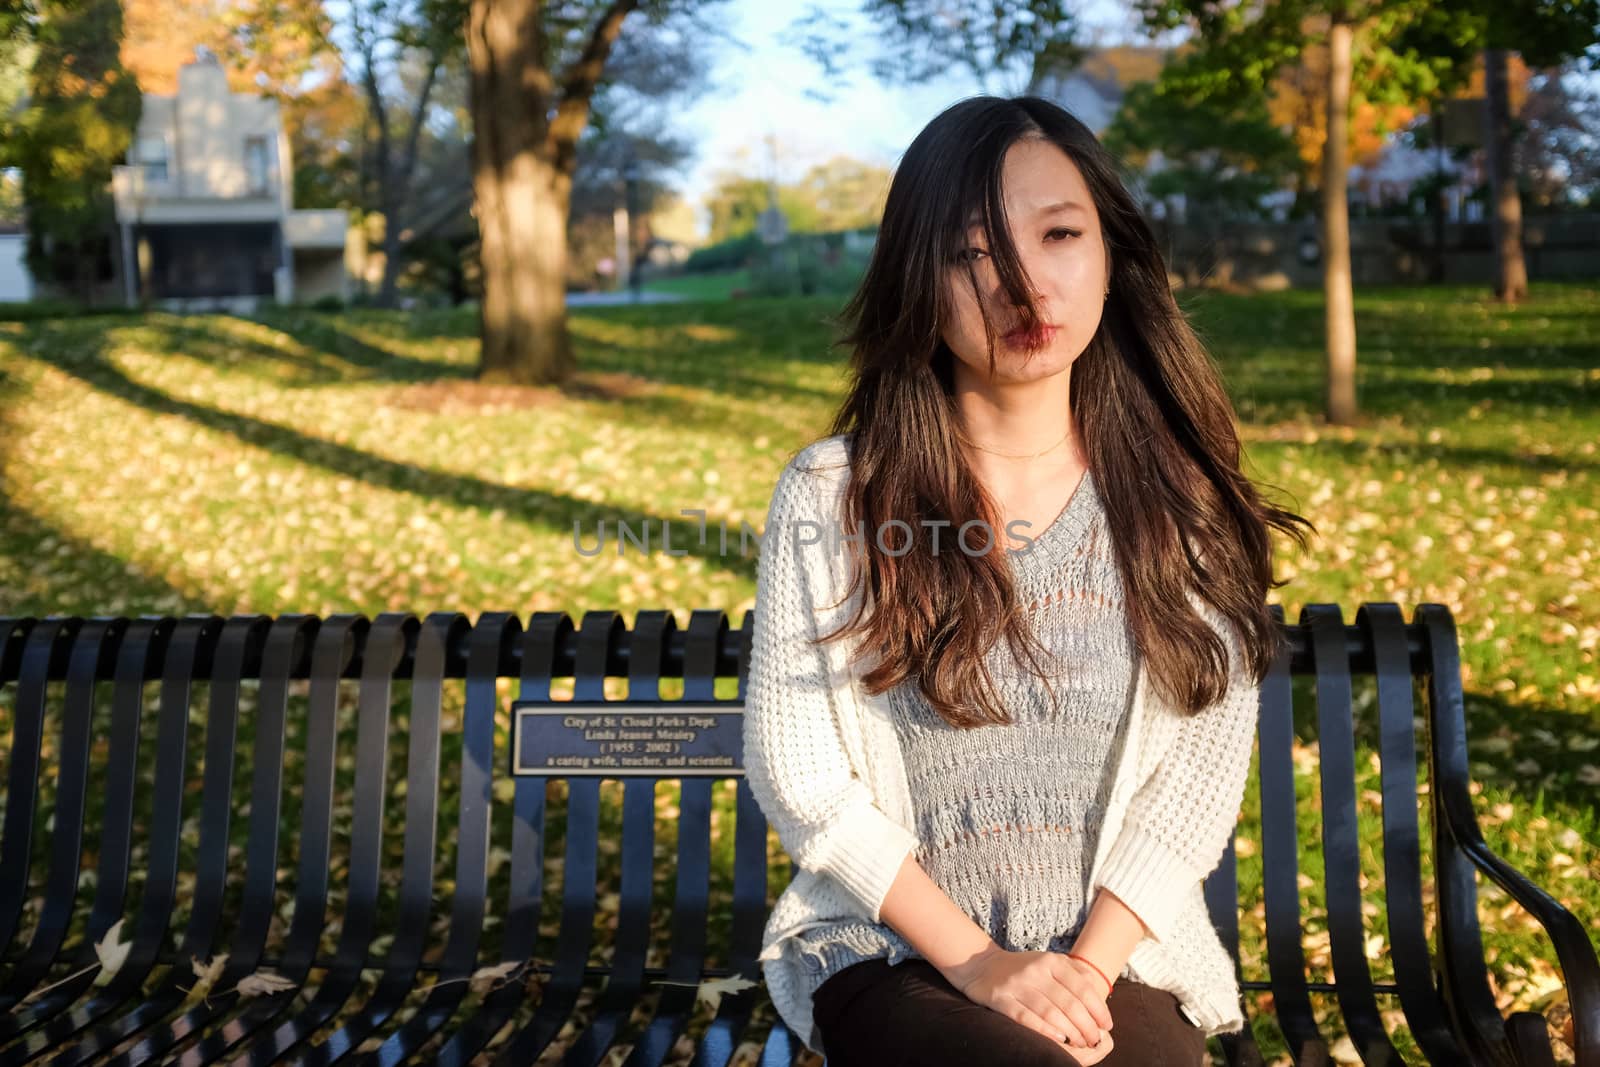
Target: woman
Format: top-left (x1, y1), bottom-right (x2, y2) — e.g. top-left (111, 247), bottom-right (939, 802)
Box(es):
top-left (742, 95), bottom-right (1312, 1066)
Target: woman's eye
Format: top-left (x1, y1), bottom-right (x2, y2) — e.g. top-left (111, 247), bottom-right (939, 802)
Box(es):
top-left (955, 230), bottom-right (1077, 263)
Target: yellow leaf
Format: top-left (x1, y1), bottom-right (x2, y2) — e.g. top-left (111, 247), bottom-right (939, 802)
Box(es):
top-left (236, 970), bottom-right (297, 998)
top-left (183, 954), bottom-right (229, 1006)
top-left (468, 960), bottom-right (522, 996)
top-left (92, 919), bottom-right (132, 987)
top-left (694, 974), bottom-right (759, 1012)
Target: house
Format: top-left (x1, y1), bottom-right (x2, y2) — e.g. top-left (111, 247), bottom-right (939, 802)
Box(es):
top-left (0, 222), bottom-right (32, 303)
top-left (110, 52), bottom-right (353, 311)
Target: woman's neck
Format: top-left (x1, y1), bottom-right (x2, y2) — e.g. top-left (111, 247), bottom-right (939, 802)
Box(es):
top-left (951, 372), bottom-right (1085, 495)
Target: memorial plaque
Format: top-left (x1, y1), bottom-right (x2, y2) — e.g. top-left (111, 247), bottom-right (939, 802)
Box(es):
top-left (510, 700), bottom-right (744, 777)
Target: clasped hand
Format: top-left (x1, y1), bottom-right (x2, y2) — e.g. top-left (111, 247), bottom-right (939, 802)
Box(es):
top-left (946, 947), bottom-right (1116, 1064)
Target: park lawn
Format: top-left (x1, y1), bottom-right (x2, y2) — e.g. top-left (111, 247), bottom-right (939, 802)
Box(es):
top-left (0, 283), bottom-right (1595, 1064)
top-left (641, 268), bottom-right (754, 301)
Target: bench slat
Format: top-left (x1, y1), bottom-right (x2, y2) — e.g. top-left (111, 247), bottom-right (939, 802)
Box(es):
top-left (1257, 605), bottom-right (1330, 1063)
top-left (1361, 604), bottom-right (1467, 1064)
top-left (0, 618), bottom-right (73, 967)
top-left (1308, 603), bottom-right (1405, 1063)
top-left (0, 618), bottom-right (108, 1007)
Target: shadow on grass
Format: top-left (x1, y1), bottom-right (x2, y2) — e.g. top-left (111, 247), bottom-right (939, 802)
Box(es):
top-left (0, 359), bottom-right (198, 616)
top-left (259, 307), bottom-right (843, 437)
top-left (1258, 435), bottom-right (1600, 477)
top-left (238, 310), bottom-right (475, 383)
top-left (125, 309), bottom-right (835, 441)
top-left (9, 321), bottom-right (761, 588)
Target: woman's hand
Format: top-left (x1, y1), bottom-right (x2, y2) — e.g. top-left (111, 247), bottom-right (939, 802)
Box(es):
top-left (1066, 1028), bottom-right (1116, 1065)
top-left (943, 946), bottom-right (1114, 1053)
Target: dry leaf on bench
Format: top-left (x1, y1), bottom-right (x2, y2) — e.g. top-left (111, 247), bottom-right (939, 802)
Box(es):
top-left (93, 919), bottom-right (132, 987)
top-left (694, 975), bottom-right (758, 1012)
top-left (182, 954), bottom-right (229, 1006)
top-left (236, 970), bottom-right (297, 998)
top-left (468, 961), bottom-right (523, 997)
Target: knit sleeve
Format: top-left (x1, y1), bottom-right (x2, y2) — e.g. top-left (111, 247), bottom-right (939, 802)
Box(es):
top-left (1091, 601), bottom-right (1259, 944)
top-left (741, 457), bottom-right (921, 924)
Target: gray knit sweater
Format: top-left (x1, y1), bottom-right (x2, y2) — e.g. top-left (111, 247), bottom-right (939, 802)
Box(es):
top-left (792, 470), bottom-right (1143, 999)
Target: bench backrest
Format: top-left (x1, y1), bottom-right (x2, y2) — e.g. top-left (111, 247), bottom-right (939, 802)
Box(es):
top-left (0, 605), bottom-right (1540, 1064)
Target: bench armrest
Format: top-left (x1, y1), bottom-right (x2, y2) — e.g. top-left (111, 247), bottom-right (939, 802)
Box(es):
top-left (1419, 605), bottom-right (1600, 1067)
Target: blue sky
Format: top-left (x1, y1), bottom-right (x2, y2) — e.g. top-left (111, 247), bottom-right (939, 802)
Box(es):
top-left (669, 0), bottom-right (1144, 236)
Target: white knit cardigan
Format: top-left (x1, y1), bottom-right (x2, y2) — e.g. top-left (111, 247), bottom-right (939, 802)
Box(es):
top-left (742, 435), bottom-right (1258, 1056)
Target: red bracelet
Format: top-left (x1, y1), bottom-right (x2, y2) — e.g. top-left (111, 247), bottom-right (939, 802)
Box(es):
top-left (1066, 952), bottom-right (1113, 996)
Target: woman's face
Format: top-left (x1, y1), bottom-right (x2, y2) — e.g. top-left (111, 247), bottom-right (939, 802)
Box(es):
top-left (941, 137), bottom-right (1110, 386)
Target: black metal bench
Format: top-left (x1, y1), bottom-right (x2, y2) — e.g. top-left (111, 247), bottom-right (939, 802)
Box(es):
top-left (0, 604), bottom-right (1594, 1066)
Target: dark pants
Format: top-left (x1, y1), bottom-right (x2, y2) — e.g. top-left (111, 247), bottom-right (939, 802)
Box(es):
top-left (813, 957), bottom-right (1209, 1067)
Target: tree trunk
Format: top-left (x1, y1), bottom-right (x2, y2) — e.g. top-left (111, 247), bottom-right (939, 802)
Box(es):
top-left (1321, 14), bottom-right (1358, 426)
top-left (378, 204), bottom-right (404, 307)
top-left (1483, 47), bottom-right (1528, 304)
top-left (467, 0), bottom-right (636, 385)
top-left (477, 154), bottom-right (576, 384)
top-left (467, 0), bottom-right (574, 385)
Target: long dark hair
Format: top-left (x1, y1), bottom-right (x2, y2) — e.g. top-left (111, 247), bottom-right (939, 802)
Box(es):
top-left (797, 94), bottom-right (1314, 726)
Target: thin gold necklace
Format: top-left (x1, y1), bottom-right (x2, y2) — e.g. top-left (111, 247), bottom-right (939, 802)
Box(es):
top-left (954, 425), bottom-right (1072, 460)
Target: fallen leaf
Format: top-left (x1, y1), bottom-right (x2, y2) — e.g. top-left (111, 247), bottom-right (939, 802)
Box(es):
top-left (181, 954), bottom-right (229, 1006)
top-left (693, 974), bottom-right (759, 1012)
top-left (236, 970), bottom-right (297, 998)
top-left (468, 960), bottom-right (523, 997)
top-left (93, 919), bottom-right (132, 987)
top-left (427, 959), bottom-right (527, 996)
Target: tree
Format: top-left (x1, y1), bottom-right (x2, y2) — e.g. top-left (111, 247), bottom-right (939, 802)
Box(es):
top-left (1263, 37), bottom-right (1425, 218)
top-left (462, 0), bottom-right (730, 385)
top-left (1395, 0), bottom-right (1600, 304)
top-left (1518, 61), bottom-right (1600, 209)
top-left (1105, 79), bottom-right (1302, 218)
top-left (564, 23), bottom-right (712, 285)
top-left (698, 156), bottom-right (891, 246)
top-left (1138, 2), bottom-right (1450, 426)
top-left (703, 172), bottom-right (821, 244)
top-left (338, 1), bottom-right (464, 307)
top-left (122, 0), bottom-right (333, 94)
top-left (788, 0), bottom-right (1092, 98)
top-left (123, 1), bottom-right (365, 211)
top-left (1481, 4), bottom-right (1598, 302)
top-left (0, 3), bottom-right (37, 173)
top-left (794, 156), bottom-right (893, 232)
top-left (1103, 78), bottom-right (1302, 287)
top-left (14, 0), bottom-right (142, 302)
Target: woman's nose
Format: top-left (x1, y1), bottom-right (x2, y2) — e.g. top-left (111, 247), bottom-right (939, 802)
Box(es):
top-left (988, 274), bottom-right (1043, 316)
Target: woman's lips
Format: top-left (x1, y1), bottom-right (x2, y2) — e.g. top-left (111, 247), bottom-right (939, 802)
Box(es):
top-left (1003, 325), bottom-right (1058, 348)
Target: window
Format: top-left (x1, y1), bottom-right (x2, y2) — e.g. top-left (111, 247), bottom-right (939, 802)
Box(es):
top-left (137, 136), bottom-right (168, 183)
top-left (244, 136), bottom-right (269, 197)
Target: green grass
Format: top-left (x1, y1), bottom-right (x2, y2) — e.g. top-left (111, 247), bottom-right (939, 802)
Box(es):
top-left (0, 284), bottom-right (1596, 1064)
top-left (642, 268), bottom-right (754, 301)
